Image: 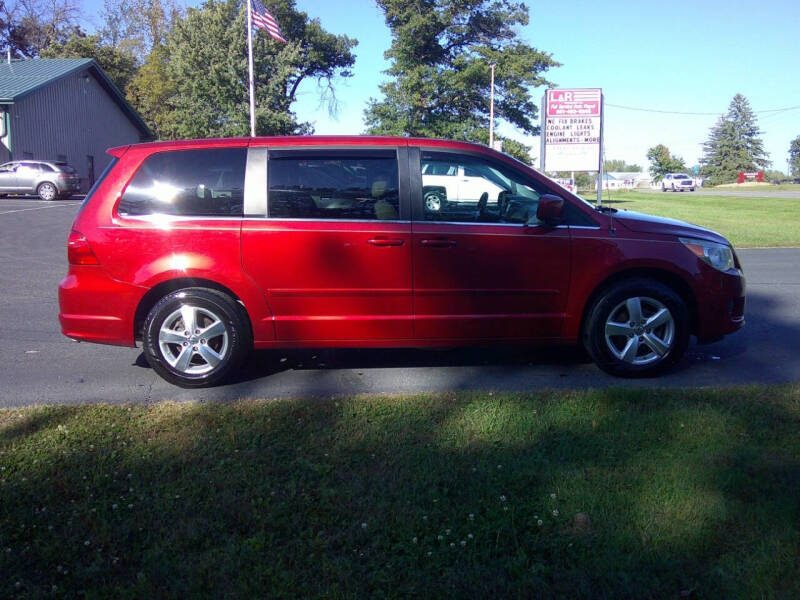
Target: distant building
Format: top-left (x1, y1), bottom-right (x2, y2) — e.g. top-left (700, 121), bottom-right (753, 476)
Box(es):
top-left (0, 58), bottom-right (151, 192)
top-left (598, 172), bottom-right (654, 190)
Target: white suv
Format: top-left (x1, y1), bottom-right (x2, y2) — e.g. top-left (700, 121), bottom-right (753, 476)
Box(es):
top-left (422, 162), bottom-right (504, 211)
top-left (661, 173), bottom-right (696, 192)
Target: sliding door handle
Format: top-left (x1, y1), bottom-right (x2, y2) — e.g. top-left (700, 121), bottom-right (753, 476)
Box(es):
top-left (367, 238), bottom-right (405, 247)
top-left (420, 239), bottom-right (456, 248)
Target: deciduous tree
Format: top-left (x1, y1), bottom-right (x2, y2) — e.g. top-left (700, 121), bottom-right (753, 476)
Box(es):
top-left (41, 32), bottom-right (137, 93)
top-left (100, 0), bottom-right (180, 63)
top-left (646, 144), bottom-right (686, 182)
top-left (364, 0), bottom-right (558, 163)
top-left (124, 43), bottom-right (174, 137)
top-left (1, 0), bottom-right (81, 57)
top-left (164, 0), bottom-right (355, 138)
top-left (700, 94), bottom-right (770, 185)
top-left (604, 159), bottom-right (642, 173)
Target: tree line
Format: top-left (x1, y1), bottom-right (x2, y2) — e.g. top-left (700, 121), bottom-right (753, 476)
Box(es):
top-left (648, 94), bottom-right (800, 184)
top-left (1, 0), bottom-right (359, 139)
top-left (0, 0), bottom-right (557, 162)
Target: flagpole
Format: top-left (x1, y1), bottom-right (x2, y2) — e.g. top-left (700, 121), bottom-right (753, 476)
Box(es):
top-left (246, 0), bottom-right (256, 137)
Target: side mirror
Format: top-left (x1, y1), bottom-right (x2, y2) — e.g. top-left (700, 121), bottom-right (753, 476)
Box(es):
top-left (535, 194), bottom-right (564, 225)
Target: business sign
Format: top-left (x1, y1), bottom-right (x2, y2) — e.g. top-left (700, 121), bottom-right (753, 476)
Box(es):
top-left (541, 88), bottom-right (603, 172)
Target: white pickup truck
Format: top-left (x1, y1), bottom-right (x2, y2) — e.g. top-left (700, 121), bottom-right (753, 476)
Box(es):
top-left (421, 162), bottom-right (504, 211)
top-left (661, 173), bottom-right (696, 192)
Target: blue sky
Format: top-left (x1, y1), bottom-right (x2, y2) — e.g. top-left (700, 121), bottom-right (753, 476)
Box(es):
top-left (82, 0), bottom-right (800, 171)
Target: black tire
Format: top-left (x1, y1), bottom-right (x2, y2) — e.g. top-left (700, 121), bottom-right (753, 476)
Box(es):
top-left (424, 190), bottom-right (444, 212)
top-left (142, 287), bottom-right (251, 387)
top-left (583, 279), bottom-right (689, 377)
top-left (661, 184), bottom-right (666, 192)
top-left (37, 182), bottom-right (58, 201)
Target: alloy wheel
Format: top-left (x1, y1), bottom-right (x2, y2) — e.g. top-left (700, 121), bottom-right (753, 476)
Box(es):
top-left (604, 296), bottom-right (675, 366)
top-left (425, 193), bottom-right (442, 211)
top-left (39, 183), bottom-right (56, 200)
top-left (158, 304), bottom-right (229, 375)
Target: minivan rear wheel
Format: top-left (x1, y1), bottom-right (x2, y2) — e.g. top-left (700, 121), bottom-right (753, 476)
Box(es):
top-left (583, 279), bottom-right (689, 377)
top-left (37, 182), bottom-right (57, 201)
top-left (142, 288), bottom-right (250, 387)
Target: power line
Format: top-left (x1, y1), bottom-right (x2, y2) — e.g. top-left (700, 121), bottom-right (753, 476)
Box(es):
top-left (605, 102), bottom-right (800, 116)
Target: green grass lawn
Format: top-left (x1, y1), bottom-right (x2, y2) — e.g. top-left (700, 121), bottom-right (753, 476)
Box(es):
top-left (580, 190), bottom-right (799, 248)
top-left (3, 386), bottom-right (800, 598)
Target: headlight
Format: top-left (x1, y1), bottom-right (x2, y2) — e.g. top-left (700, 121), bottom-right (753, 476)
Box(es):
top-left (680, 237), bottom-right (735, 272)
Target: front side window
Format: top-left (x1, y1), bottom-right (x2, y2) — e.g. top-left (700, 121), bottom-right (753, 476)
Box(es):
top-left (421, 152), bottom-right (545, 224)
top-left (268, 151), bottom-right (400, 220)
top-left (118, 148), bottom-right (246, 217)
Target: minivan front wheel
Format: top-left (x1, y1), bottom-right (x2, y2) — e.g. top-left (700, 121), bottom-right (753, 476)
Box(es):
top-left (143, 288), bottom-right (250, 387)
top-left (584, 279), bottom-right (689, 377)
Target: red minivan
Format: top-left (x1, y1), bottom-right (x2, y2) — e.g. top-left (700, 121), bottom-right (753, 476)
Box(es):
top-left (59, 136), bottom-right (745, 387)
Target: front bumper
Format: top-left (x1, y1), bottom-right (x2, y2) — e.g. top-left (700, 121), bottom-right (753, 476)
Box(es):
top-left (59, 266), bottom-right (145, 347)
top-left (695, 268), bottom-right (746, 342)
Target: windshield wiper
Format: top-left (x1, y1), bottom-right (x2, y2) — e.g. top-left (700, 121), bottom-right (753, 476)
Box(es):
top-left (594, 204), bottom-right (618, 213)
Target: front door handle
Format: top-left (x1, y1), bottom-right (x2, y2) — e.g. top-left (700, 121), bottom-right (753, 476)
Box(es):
top-left (367, 238), bottom-right (405, 247)
top-left (420, 239), bottom-right (456, 248)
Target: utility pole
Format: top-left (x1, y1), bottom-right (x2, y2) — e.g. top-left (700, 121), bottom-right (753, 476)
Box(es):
top-left (489, 62), bottom-right (495, 148)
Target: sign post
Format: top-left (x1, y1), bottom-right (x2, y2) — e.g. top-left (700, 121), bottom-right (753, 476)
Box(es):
top-left (540, 88), bottom-right (604, 202)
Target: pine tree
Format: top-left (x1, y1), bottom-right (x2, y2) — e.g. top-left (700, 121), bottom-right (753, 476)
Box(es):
top-left (700, 94), bottom-right (770, 185)
top-left (789, 135), bottom-right (800, 177)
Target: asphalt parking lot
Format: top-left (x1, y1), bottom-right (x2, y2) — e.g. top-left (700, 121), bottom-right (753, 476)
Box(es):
top-left (1, 197), bottom-right (798, 407)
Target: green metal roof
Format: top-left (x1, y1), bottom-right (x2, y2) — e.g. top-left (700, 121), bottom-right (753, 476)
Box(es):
top-left (0, 58), bottom-right (151, 139)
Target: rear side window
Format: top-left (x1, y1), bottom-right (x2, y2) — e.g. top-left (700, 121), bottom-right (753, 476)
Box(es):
top-left (268, 151), bottom-right (400, 220)
top-left (118, 148), bottom-right (246, 217)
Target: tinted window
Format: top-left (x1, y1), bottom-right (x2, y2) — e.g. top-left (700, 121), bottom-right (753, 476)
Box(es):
top-left (118, 148), bottom-right (246, 217)
top-left (421, 152), bottom-right (545, 224)
top-left (39, 163), bottom-right (55, 172)
top-left (268, 152), bottom-right (399, 220)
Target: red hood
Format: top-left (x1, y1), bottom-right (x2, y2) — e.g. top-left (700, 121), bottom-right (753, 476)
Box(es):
top-left (612, 210), bottom-right (730, 245)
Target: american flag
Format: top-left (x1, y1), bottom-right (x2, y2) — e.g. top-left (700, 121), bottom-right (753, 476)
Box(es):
top-left (250, 0), bottom-right (287, 43)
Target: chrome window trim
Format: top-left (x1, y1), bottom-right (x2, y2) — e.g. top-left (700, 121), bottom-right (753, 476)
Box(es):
top-left (263, 147), bottom-right (404, 222)
top-left (118, 214), bottom-right (245, 223)
top-left (250, 217), bottom-right (411, 224)
top-left (244, 146), bottom-right (268, 217)
top-left (408, 221), bottom-right (600, 230)
top-left (418, 220), bottom-right (524, 228)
